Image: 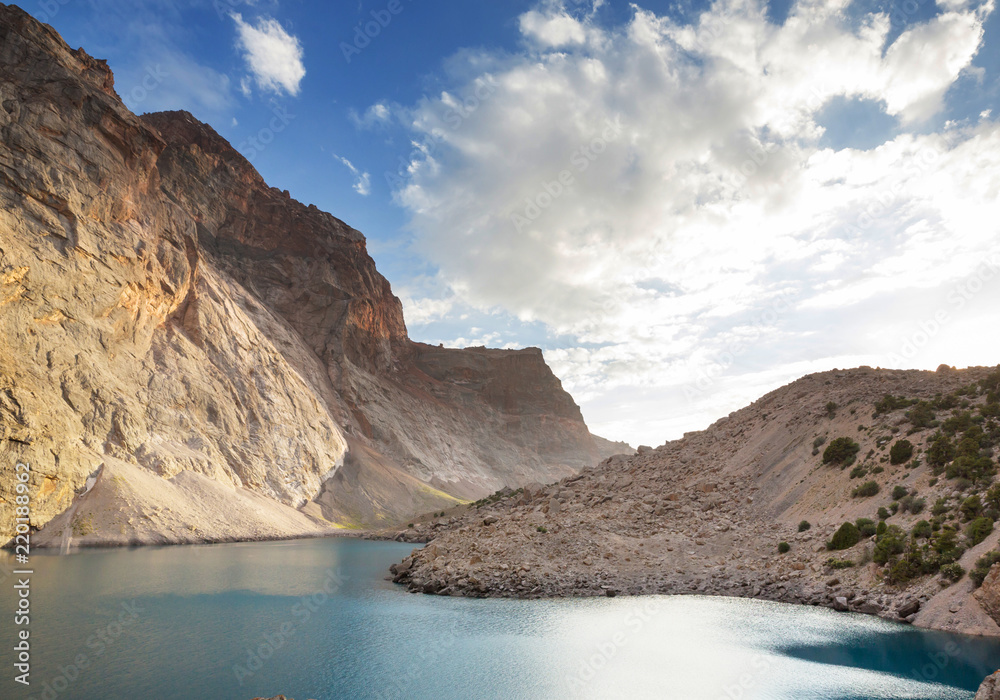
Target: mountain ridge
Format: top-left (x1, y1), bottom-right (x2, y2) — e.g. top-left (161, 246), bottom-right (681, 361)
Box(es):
top-left (0, 3), bottom-right (627, 546)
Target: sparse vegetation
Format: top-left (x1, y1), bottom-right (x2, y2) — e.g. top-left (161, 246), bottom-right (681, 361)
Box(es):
top-left (798, 520), bottom-right (811, 532)
top-left (940, 563), bottom-right (965, 582)
top-left (889, 440), bottom-right (914, 465)
top-left (823, 437), bottom-right (861, 466)
top-left (852, 481), bottom-right (880, 498)
top-left (778, 542), bottom-right (791, 554)
top-left (966, 517), bottom-right (995, 547)
top-left (828, 522), bottom-right (861, 550)
top-left (875, 394), bottom-right (913, 416)
top-left (971, 551), bottom-right (1000, 588)
top-left (856, 518), bottom-right (877, 538)
top-left (826, 558), bottom-right (855, 569)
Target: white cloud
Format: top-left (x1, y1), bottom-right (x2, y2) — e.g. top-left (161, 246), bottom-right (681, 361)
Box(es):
top-left (390, 0), bottom-right (999, 446)
top-left (232, 13), bottom-right (306, 96)
top-left (401, 295), bottom-right (456, 325)
top-left (351, 102), bottom-right (393, 129)
top-left (334, 155), bottom-right (372, 196)
top-left (520, 8), bottom-right (589, 47)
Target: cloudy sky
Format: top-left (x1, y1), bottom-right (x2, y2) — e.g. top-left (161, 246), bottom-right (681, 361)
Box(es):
top-left (38, 0), bottom-right (1000, 447)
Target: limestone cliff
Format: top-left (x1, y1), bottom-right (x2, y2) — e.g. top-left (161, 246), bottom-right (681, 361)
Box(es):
top-left (0, 4), bottom-right (624, 544)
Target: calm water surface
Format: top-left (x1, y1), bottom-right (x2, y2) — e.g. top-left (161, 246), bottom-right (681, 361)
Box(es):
top-left (1, 538), bottom-right (998, 700)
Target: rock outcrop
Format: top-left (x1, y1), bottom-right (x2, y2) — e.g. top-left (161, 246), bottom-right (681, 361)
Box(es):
top-left (0, 4), bottom-right (624, 545)
top-left (978, 671), bottom-right (1000, 700)
top-left (976, 564), bottom-right (1000, 627)
top-left (390, 365), bottom-right (1000, 637)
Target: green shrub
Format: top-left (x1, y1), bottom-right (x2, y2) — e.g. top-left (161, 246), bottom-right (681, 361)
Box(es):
top-left (877, 520), bottom-right (888, 536)
top-left (877, 506), bottom-right (890, 520)
top-left (890, 440), bottom-right (914, 465)
top-left (798, 520), bottom-right (812, 532)
top-left (932, 498), bottom-right (950, 516)
top-left (946, 455), bottom-right (995, 483)
top-left (778, 542), bottom-right (791, 554)
top-left (828, 522), bottom-right (862, 550)
top-left (813, 436), bottom-right (827, 449)
top-left (931, 527), bottom-right (965, 566)
top-left (927, 434), bottom-right (956, 470)
top-left (823, 437), bottom-right (861, 466)
top-left (906, 401), bottom-right (936, 429)
top-left (966, 517), bottom-right (994, 547)
top-left (536, 525), bottom-right (548, 533)
top-left (971, 551), bottom-right (1000, 588)
top-left (940, 563), bottom-right (965, 582)
top-left (912, 520), bottom-right (933, 539)
top-left (892, 485), bottom-right (909, 500)
top-left (873, 525), bottom-right (907, 564)
top-left (875, 394), bottom-right (912, 416)
top-left (850, 464), bottom-right (868, 479)
top-left (852, 481), bottom-right (880, 498)
top-left (856, 518), bottom-right (878, 538)
top-left (900, 495), bottom-right (926, 515)
top-left (942, 411), bottom-right (974, 436)
top-left (826, 558), bottom-right (855, 570)
top-left (825, 401), bottom-right (838, 418)
top-left (961, 495), bottom-right (983, 521)
top-left (987, 484), bottom-right (1000, 512)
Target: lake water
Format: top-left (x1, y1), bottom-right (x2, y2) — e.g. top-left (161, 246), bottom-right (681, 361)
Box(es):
top-left (1, 538), bottom-right (998, 700)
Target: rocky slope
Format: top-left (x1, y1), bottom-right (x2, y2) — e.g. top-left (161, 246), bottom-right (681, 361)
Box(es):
top-left (390, 365), bottom-right (1000, 637)
top-left (0, 4), bottom-right (624, 545)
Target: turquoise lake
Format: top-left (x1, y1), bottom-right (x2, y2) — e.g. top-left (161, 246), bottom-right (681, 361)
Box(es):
top-left (1, 537), bottom-right (998, 699)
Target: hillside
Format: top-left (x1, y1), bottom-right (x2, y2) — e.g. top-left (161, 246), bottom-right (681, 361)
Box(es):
top-left (390, 365), bottom-right (1000, 637)
top-left (0, 4), bottom-right (625, 546)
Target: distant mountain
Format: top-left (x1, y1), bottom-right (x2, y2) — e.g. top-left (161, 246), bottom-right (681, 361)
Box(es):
top-left (0, 3), bottom-right (627, 545)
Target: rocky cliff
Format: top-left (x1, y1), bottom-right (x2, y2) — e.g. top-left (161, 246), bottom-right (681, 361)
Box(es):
top-left (390, 364), bottom-right (1000, 637)
top-left (0, 4), bottom-right (625, 545)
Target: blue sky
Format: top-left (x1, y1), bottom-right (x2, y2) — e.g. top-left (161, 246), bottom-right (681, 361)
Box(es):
top-left (27, 0), bottom-right (1000, 447)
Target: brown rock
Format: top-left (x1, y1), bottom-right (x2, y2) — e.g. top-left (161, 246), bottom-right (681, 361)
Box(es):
top-left (975, 564), bottom-right (1000, 627)
top-left (977, 671), bottom-right (1000, 700)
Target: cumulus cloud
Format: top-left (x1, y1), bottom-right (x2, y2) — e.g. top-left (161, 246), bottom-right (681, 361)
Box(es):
top-left (386, 0), bottom-right (999, 445)
top-left (232, 13), bottom-right (306, 96)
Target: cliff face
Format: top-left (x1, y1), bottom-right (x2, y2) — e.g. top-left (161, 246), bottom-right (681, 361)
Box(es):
top-left (0, 4), bottom-right (624, 543)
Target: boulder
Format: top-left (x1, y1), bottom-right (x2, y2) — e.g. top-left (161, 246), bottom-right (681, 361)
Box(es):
top-left (977, 671), bottom-right (1000, 700)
